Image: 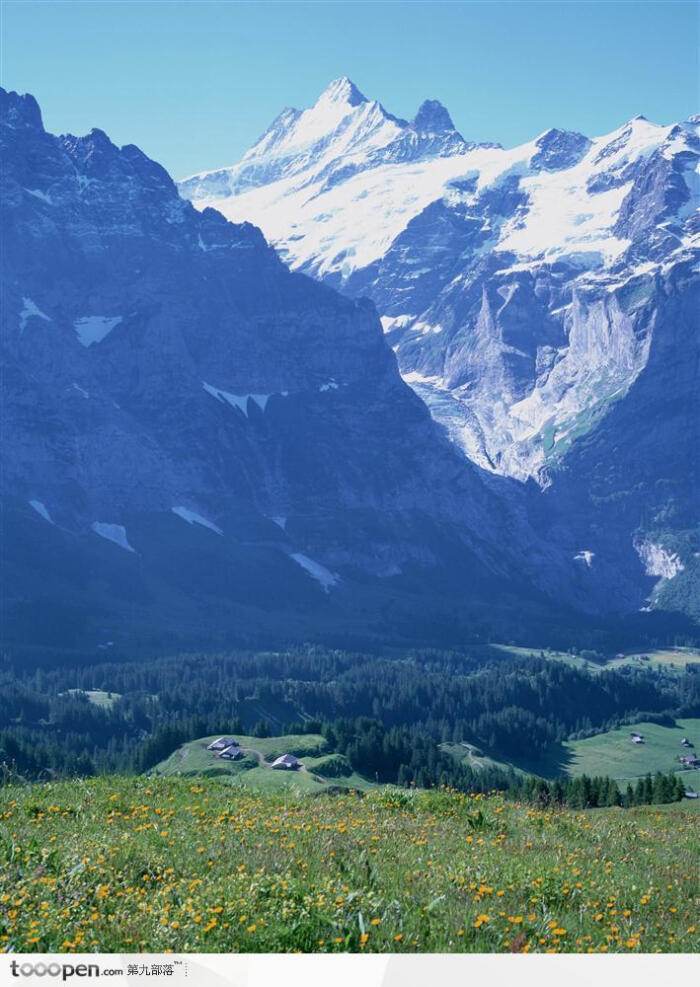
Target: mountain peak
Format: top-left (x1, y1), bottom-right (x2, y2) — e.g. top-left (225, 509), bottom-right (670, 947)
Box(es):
top-left (316, 77), bottom-right (367, 108)
top-left (0, 87), bottom-right (44, 132)
top-left (411, 99), bottom-right (456, 134)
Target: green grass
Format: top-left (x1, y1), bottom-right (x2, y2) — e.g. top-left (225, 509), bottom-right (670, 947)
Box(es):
top-left (222, 765), bottom-right (326, 794)
top-left (440, 742), bottom-right (529, 779)
top-left (1, 776), bottom-right (697, 954)
top-left (564, 719), bottom-right (700, 784)
top-left (442, 720), bottom-right (700, 786)
top-left (152, 734), bottom-right (378, 793)
top-left (492, 645), bottom-right (700, 676)
top-left (63, 689), bottom-right (122, 708)
top-left (603, 649), bottom-right (700, 673)
top-left (492, 645), bottom-right (593, 671)
top-left (152, 733), bottom-right (329, 778)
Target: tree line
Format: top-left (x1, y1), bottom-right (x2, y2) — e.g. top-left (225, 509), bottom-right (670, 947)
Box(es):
top-left (0, 645), bottom-right (697, 788)
top-left (511, 770), bottom-right (687, 809)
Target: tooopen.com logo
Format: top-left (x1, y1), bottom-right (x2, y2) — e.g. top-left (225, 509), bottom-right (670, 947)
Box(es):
top-left (9, 961), bottom-right (122, 980)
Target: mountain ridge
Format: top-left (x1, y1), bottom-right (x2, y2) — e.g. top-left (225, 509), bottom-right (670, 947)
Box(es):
top-left (178, 78), bottom-right (699, 622)
top-left (179, 78), bottom-right (697, 479)
top-left (5, 84), bottom-right (655, 651)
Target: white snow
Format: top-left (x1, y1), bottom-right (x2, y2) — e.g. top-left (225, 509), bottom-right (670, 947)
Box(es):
top-left (635, 539), bottom-right (685, 581)
top-left (203, 382), bottom-right (271, 416)
top-left (574, 550), bottom-right (595, 568)
top-left (19, 297), bottom-right (50, 334)
top-left (91, 522), bottom-right (136, 553)
top-left (171, 506), bottom-right (223, 535)
top-left (74, 316), bottom-right (122, 347)
top-left (25, 188), bottom-right (53, 204)
top-left (71, 382), bottom-right (90, 398)
top-left (380, 314), bottom-right (414, 333)
top-left (290, 552), bottom-right (339, 592)
top-left (29, 500), bottom-right (53, 524)
top-left (270, 516), bottom-right (287, 530)
top-left (183, 113), bottom-right (676, 280)
top-left (182, 90), bottom-right (694, 486)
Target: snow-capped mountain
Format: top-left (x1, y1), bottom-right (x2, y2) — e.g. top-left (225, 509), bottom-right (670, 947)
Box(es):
top-left (2, 82), bottom-right (695, 648)
top-left (180, 79), bottom-right (699, 619)
top-left (6, 85), bottom-right (637, 649)
top-left (180, 79), bottom-right (698, 485)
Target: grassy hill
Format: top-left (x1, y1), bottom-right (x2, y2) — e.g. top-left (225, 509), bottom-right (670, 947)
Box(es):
top-left (440, 742), bottom-right (529, 779)
top-left (565, 718), bottom-right (700, 784)
top-left (443, 719), bottom-right (700, 786)
top-left (151, 733), bottom-right (376, 793)
top-left (62, 689), bottom-right (122, 708)
top-left (492, 644), bottom-right (700, 675)
top-left (0, 776), bottom-right (696, 954)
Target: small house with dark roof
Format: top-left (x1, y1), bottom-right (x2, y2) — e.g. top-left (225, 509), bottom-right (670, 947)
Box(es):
top-left (207, 737), bottom-right (237, 751)
top-left (271, 753), bottom-right (302, 770)
top-left (218, 745), bottom-right (243, 761)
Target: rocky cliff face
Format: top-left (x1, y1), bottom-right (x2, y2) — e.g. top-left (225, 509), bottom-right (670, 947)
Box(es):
top-left (4, 86), bottom-right (632, 650)
top-left (180, 80), bottom-right (699, 619)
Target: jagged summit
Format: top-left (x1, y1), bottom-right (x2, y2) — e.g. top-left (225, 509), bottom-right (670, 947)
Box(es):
top-left (412, 99), bottom-right (456, 134)
top-left (0, 87), bottom-right (43, 131)
top-left (316, 76), bottom-right (367, 108)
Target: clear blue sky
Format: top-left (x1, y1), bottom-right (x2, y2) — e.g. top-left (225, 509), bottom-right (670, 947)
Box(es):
top-left (1, 1), bottom-right (697, 178)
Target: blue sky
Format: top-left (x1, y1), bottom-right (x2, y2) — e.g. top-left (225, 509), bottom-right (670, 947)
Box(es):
top-left (1, 1), bottom-right (697, 178)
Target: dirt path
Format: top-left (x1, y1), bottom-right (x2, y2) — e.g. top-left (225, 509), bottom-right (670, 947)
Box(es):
top-left (241, 747), bottom-right (268, 766)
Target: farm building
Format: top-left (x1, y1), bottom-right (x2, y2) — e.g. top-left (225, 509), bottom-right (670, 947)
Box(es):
top-left (684, 790), bottom-right (699, 799)
top-left (271, 753), bottom-right (302, 770)
top-left (206, 737), bottom-right (237, 751)
top-left (679, 754), bottom-right (699, 767)
top-left (631, 735), bottom-right (644, 744)
top-left (218, 745), bottom-right (243, 761)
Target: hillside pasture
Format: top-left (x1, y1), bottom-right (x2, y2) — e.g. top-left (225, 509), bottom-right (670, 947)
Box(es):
top-left (0, 777), bottom-right (696, 954)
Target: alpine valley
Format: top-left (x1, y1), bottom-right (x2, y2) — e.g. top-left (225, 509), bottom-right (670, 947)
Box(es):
top-left (181, 78), bottom-right (700, 625)
top-left (0, 80), bottom-right (698, 656)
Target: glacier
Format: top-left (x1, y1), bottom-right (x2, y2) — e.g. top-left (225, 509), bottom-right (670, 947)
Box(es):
top-left (180, 80), bottom-right (699, 487)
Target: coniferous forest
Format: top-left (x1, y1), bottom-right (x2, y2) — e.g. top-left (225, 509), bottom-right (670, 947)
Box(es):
top-left (2, 645), bottom-right (698, 805)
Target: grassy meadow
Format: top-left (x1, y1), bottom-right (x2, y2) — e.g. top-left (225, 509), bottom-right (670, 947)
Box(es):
top-left (564, 719), bottom-right (700, 783)
top-left (443, 719), bottom-right (700, 786)
top-left (492, 645), bottom-right (700, 675)
top-left (0, 777), bottom-right (697, 954)
top-left (151, 734), bottom-right (377, 793)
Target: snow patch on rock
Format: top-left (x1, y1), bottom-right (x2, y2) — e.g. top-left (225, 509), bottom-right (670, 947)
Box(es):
top-left (635, 539), bottom-right (685, 581)
top-left (29, 500), bottom-right (53, 524)
top-left (172, 506), bottom-right (223, 535)
top-left (91, 522), bottom-right (135, 553)
top-left (290, 552), bottom-right (339, 592)
top-left (19, 297), bottom-right (50, 333)
top-left (74, 315), bottom-right (122, 347)
top-left (203, 382), bottom-right (271, 415)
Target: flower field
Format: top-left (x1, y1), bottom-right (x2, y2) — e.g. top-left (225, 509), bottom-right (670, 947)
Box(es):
top-left (0, 777), bottom-right (697, 954)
